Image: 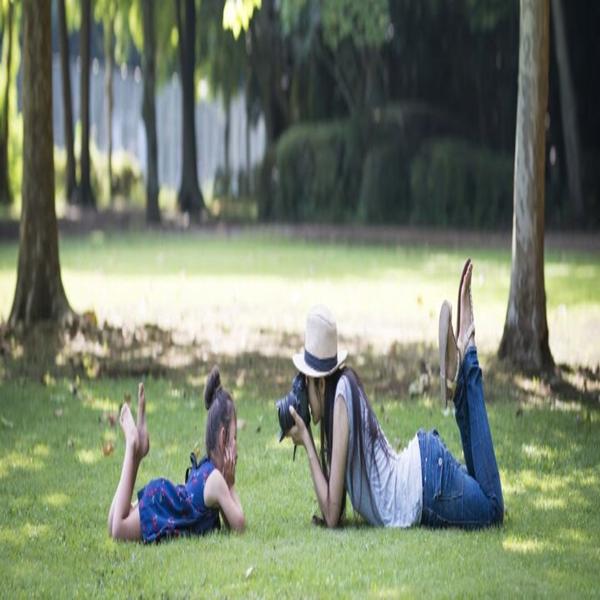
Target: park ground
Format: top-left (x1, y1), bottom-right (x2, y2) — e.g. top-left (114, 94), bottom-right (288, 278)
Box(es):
top-left (0, 228), bottom-right (599, 597)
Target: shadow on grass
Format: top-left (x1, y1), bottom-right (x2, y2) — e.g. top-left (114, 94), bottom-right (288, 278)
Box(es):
top-left (1, 319), bottom-right (598, 410)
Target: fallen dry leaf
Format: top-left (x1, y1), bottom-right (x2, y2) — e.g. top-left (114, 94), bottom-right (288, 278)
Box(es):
top-left (54, 408), bottom-right (64, 418)
top-left (102, 441), bottom-right (115, 456)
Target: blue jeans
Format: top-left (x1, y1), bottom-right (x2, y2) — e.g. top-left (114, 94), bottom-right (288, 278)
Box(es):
top-left (418, 347), bottom-right (504, 528)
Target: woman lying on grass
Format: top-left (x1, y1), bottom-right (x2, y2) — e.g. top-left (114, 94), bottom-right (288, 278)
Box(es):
top-left (107, 367), bottom-right (245, 542)
top-left (285, 259), bottom-right (504, 529)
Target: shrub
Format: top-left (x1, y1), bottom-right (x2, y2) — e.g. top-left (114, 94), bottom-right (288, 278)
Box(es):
top-left (410, 138), bottom-right (513, 228)
top-left (357, 142), bottom-right (411, 223)
top-left (273, 120), bottom-right (365, 222)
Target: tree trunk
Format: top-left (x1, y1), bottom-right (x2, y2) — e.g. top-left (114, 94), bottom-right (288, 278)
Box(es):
top-left (104, 14), bottom-right (114, 205)
top-left (175, 0), bottom-right (204, 216)
top-left (57, 0), bottom-right (77, 203)
top-left (245, 91), bottom-right (251, 195)
top-left (0, 0), bottom-right (14, 205)
top-left (498, 0), bottom-right (554, 373)
top-left (9, 0), bottom-right (71, 326)
top-left (224, 96), bottom-right (231, 195)
top-left (78, 0), bottom-right (95, 208)
top-left (550, 0), bottom-right (584, 223)
top-left (142, 0), bottom-right (160, 223)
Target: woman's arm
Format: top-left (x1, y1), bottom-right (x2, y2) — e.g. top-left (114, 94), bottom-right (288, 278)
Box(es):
top-left (289, 394), bottom-right (349, 528)
top-left (204, 469), bottom-right (246, 532)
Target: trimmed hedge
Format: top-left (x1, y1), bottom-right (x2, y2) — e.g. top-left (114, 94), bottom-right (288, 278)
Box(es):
top-left (270, 119), bottom-right (515, 227)
top-left (410, 138), bottom-right (514, 228)
top-left (357, 142), bottom-right (411, 223)
top-left (273, 120), bottom-right (364, 222)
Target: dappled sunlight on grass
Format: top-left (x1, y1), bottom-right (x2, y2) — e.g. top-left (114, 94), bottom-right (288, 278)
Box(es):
top-left (502, 536), bottom-right (553, 555)
top-left (43, 492), bottom-right (71, 508)
top-left (77, 448), bottom-right (102, 465)
top-left (0, 450), bottom-right (45, 478)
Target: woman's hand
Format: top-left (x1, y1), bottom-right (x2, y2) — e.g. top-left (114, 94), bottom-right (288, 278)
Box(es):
top-left (287, 405), bottom-right (310, 447)
top-left (223, 445), bottom-right (236, 488)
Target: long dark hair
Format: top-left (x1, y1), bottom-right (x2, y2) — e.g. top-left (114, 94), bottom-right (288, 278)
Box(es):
top-left (204, 366), bottom-right (236, 460)
top-left (320, 366), bottom-right (389, 519)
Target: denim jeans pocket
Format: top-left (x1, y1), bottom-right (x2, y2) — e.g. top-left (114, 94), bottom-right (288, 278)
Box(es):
top-left (437, 453), bottom-right (464, 501)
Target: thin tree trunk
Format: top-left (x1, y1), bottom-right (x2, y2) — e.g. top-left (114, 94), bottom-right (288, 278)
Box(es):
top-left (224, 96), bottom-right (231, 195)
top-left (498, 0), bottom-right (554, 373)
top-left (78, 0), bottom-right (95, 208)
top-left (142, 0), bottom-right (160, 223)
top-left (57, 0), bottom-right (77, 203)
top-left (550, 0), bottom-right (584, 223)
top-left (104, 14), bottom-right (114, 205)
top-left (245, 92), bottom-right (251, 195)
top-left (175, 0), bottom-right (204, 216)
top-left (0, 0), bottom-right (14, 205)
top-left (10, 0), bottom-right (71, 326)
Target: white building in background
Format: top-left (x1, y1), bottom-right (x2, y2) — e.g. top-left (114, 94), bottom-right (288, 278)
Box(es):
top-left (51, 55), bottom-right (266, 196)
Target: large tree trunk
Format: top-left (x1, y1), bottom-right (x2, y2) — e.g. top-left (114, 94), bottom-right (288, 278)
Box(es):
top-left (498, 0), bottom-right (554, 373)
top-left (78, 0), bottom-right (95, 208)
top-left (57, 0), bottom-right (77, 203)
top-left (0, 0), bottom-right (14, 205)
top-left (142, 0), bottom-right (160, 223)
top-left (550, 0), bottom-right (584, 223)
top-left (104, 14), bottom-right (114, 205)
top-left (9, 0), bottom-right (71, 326)
top-left (175, 0), bottom-right (204, 216)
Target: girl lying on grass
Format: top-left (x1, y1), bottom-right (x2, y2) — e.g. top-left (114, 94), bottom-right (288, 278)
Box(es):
top-left (107, 367), bottom-right (245, 542)
top-left (285, 259), bottom-right (504, 529)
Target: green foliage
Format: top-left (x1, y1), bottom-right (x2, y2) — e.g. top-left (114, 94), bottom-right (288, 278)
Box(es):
top-left (272, 118), bottom-right (515, 227)
top-left (410, 138), bottom-right (513, 228)
top-left (223, 0), bottom-right (261, 39)
top-left (357, 142), bottom-right (410, 224)
top-left (274, 120), bottom-right (364, 222)
top-left (198, 0), bottom-right (247, 105)
top-left (53, 146), bottom-right (144, 210)
top-left (321, 0), bottom-right (390, 51)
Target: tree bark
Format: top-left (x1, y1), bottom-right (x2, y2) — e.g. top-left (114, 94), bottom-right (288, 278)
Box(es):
top-left (57, 0), bottom-right (77, 203)
top-left (175, 0), bottom-right (204, 216)
top-left (224, 96), bottom-right (231, 195)
top-left (9, 0), bottom-right (71, 326)
top-left (498, 0), bottom-right (554, 373)
top-left (78, 0), bottom-right (95, 208)
top-left (550, 0), bottom-right (584, 223)
top-left (0, 0), bottom-right (14, 205)
top-left (142, 0), bottom-right (160, 223)
top-left (104, 14), bottom-right (114, 204)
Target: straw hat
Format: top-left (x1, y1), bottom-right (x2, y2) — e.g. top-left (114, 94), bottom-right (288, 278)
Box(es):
top-left (293, 305), bottom-right (348, 377)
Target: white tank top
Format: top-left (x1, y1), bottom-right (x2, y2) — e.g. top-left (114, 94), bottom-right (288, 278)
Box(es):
top-left (336, 375), bottom-right (422, 527)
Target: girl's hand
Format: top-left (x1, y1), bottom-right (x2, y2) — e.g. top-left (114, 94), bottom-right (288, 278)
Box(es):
top-left (288, 406), bottom-right (310, 447)
top-left (223, 445), bottom-right (236, 488)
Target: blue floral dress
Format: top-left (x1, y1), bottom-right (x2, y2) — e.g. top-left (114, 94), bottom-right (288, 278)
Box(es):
top-left (137, 454), bottom-right (221, 543)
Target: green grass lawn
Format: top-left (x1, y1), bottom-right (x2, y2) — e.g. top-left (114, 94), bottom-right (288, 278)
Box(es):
top-left (0, 231), bottom-right (599, 597)
top-left (1, 231), bottom-right (599, 365)
top-left (1, 375), bottom-right (599, 597)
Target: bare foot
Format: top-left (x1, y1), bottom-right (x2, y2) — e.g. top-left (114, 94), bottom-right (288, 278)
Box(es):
top-left (458, 263), bottom-right (475, 354)
top-left (119, 402), bottom-right (139, 456)
top-left (137, 383), bottom-right (150, 459)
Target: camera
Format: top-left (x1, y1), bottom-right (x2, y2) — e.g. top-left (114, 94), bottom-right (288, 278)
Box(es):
top-left (276, 372), bottom-right (310, 442)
